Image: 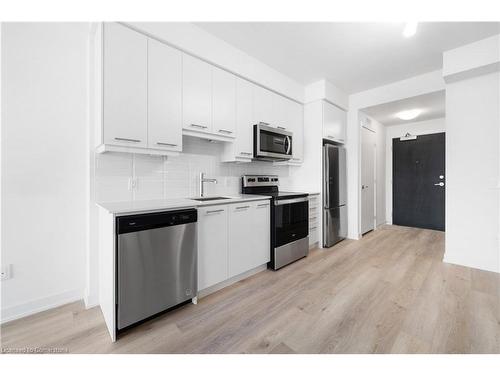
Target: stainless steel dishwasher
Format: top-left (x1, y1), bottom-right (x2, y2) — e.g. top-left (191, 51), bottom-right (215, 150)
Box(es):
top-left (116, 208), bottom-right (197, 331)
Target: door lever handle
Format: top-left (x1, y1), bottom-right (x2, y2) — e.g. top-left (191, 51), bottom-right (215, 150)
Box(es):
top-left (434, 182), bottom-right (445, 187)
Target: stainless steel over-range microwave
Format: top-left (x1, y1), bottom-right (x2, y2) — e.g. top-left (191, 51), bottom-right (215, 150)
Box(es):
top-left (253, 123), bottom-right (293, 161)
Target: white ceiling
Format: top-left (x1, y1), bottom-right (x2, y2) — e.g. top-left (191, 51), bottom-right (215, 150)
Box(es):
top-left (362, 90), bottom-right (445, 126)
top-left (194, 22), bottom-right (500, 93)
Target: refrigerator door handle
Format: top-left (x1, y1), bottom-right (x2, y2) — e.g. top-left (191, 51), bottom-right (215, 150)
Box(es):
top-left (323, 146), bottom-right (330, 208)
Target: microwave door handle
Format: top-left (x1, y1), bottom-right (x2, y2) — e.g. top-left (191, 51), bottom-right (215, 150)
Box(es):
top-left (285, 136), bottom-right (291, 155)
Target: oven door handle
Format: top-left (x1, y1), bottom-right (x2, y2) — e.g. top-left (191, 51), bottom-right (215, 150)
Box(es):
top-left (274, 197), bottom-right (309, 206)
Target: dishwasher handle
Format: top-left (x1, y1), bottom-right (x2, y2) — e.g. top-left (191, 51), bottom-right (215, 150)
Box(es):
top-left (117, 208), bottom-right (197, 234)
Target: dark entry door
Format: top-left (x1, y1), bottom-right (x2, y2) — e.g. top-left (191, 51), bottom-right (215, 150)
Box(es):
top-left (392, 132), bottom-right (445, 231)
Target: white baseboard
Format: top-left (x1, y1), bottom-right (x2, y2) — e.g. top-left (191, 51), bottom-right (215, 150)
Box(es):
top-left (443, 254), bottom-right (500, 274)
top-left (1, 289), bottom-right (83, 324)
top-left (83, 288), bottom-right (99, 309)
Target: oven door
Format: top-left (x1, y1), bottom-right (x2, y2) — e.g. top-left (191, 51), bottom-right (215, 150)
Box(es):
top-left (254, 123), bottom-right (293, 160)
top-left (273, 197), bottom-right (309, 247)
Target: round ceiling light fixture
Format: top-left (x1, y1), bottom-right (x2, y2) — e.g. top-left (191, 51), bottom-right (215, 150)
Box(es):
top-left (396, 109), bottom-right (422, 121)
top-left (403, 22), bottom-right (418, 37)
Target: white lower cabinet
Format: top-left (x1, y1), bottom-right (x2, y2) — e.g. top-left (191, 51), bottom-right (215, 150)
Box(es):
top-left (197, 200), bottom-right (270, 292)
top-left (228, 201), bottom-right (270, 278)
top-left (197, 206), bottom-right (228, 291)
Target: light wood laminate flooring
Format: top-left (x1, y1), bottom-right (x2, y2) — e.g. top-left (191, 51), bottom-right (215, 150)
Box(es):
top-left (2, 225), bottom-right (499, 353)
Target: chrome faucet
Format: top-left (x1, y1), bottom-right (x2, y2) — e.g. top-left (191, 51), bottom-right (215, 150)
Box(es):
top-left (199, 172), bottom-right (217, 197)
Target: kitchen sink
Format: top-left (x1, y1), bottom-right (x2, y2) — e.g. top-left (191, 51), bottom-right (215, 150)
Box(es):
top-left (190, 196), bottom-right (231, 202)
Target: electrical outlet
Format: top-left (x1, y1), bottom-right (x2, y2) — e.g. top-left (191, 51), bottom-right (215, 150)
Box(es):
top-left (1, 264), bottom-right (13, 281)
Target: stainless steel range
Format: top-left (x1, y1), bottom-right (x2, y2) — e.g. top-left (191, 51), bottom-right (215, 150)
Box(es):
top-left (242, 175), bottom-right (309, 270)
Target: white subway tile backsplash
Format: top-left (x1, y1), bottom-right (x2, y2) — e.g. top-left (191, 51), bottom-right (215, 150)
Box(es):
top-left (95, 136), bottom-right (291, 203)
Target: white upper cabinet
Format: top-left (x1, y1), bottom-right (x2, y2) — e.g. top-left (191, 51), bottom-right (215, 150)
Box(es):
top-left (147, 38), bottom-right (182, 152)
top-left (221, 78), bottom-right (254, 162)
top-left (253, 85), bottom-right (274, 126)
top-left (288, 100), bottom-right (304, 163)
top-left (103, 23), bottom-right (148, 147)
top-left (212, 67), bottom-right (236, 138)
top-left (234, 78), bottom-right (255, 159)
top-left (272, 93), bottom-right (289, 131)
top-left (323, 101), bottom-right (347, 143)
top-left (235, 79), bottom-right (254, 158)
top-left (182, 54), bottom-right (212, 133)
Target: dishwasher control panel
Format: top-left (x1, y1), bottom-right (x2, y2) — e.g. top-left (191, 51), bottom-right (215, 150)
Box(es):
top-left (117, 209), bottom-right (197, 234)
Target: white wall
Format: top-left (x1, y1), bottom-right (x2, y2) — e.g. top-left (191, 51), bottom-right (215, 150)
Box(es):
top-left (442, 34), bottom-right (500, 274)
top-left (1, 23), bottom-right (90, 322)
top-left (384, 118), bottom-right (446, 225)
top-left (444, 73), bottom-right (500, 273)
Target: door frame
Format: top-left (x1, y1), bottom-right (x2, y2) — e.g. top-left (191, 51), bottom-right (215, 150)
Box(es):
top-left (360, 126), bottom-right (377, 235)
top-left (387, 127), bottom-right (446, 225)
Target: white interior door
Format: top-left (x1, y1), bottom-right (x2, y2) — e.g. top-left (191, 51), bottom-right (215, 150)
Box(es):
top-left (361, 127), bottom-right (376, 234)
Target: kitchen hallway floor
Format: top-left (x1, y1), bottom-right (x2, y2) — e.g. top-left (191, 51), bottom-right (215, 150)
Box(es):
top-left (2, 225), bottom-right (499, 354)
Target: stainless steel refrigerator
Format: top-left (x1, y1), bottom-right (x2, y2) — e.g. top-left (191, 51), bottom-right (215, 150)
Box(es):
top-left (323, 143), bottom-right (347, 247)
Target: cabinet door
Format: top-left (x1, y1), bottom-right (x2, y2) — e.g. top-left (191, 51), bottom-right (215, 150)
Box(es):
top-left (197, 206), bottom-right (228, 290)
top-left (228, 201), bottom-right (270, 278)
top-left (323, 101), bottom-right (347, 143)
top-left (253, 85), bottom-right (274, 126)
top-left (212, 67), bottom-right (236, 137)
top-left (182, 54), bottom-right (212, 133)
top-left (273, 94), bottom-right (288, 131)
top-left (251, 201), bottom-right (271, 266)
top-left (288, 100), bottom-right (304, 163)
top-left (147, 38), bottom-right (182, 152)
top-left (235, 78), bottom-right (254, 159)
top-left (103, 23), bottom-right (147, 147)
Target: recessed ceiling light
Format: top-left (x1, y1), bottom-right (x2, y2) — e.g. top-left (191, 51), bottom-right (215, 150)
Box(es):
top-left (396, 109), bottom-right (422, 121)
top-left (403, 22), bottom-right (418, 38)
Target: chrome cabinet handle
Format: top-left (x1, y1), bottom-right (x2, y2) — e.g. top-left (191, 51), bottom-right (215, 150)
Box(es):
top-left (236, 205), bottom-right (250, 210)
top-left (190, 124), bottom-right (208, 129)
top-left (114, 137), bottom-right (141, 143)
top-left (206, 209), bottom-right (224, 214)
top-left (218, 129), bottom-right (233, 134)
top-left (434, 182), bottom-right (445, 187)
top-left (257, 203), bottom-right (269, 207)
top-left (240, 152), bottom-right (252, 156)
top-left (310, 226), bottom-right (317, 230)
top-left (156, 142), bottom-right (178, 147)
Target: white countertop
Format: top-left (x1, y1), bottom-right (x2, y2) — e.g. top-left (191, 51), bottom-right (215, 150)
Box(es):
top-left (97, 194), bottom-right (271, 215)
